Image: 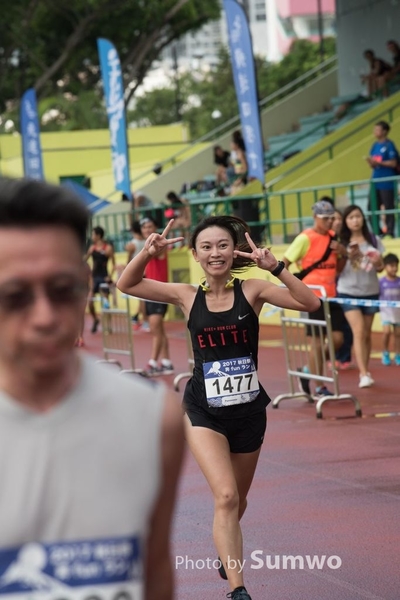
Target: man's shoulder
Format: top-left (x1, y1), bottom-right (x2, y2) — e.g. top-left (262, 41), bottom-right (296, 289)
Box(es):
top-left (80, 355), bottom-right (164, 409)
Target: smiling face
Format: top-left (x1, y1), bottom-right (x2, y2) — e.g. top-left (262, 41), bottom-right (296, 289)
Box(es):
top-left (0, 226), bottom-right (88, 381)
top-left (192, 226), bottom-right (235, 277)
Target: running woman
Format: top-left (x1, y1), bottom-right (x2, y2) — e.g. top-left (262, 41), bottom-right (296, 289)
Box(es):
top-left (117, 216), bottom-right (319, 600)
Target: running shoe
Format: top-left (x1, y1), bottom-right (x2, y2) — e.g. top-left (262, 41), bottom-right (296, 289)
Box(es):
top-left (314, 386), bottom-right (333, 398)
top-left (297, 366), bottom-right (311, 395)
top-left (226, 588), bottom-right (252, 600)
top-left (382, 351), bottom-right (391, 366)
top-left (395, 354), bottom-right (400, 366)
top-left (143, 364), bottom-right (162, 377)
top-left (159, 363), bottom-right (174, 375)
top-left (359, 374), bottom-right (374, 388)
top-left (217, 557), bottom-right (227, 580)
top-left (337, 361), bottom-right (355, 370)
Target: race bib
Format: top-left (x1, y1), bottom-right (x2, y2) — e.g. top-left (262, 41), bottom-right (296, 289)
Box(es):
top-left (203, 356), bottom-right (259, 407)
top-left (0, 537), bottom-right (142, 600)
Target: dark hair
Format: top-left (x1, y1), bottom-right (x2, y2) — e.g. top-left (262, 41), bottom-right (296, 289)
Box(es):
top-left (93, 225), bottom-right (105, 238)
top-left (190, 215), bottom-right (257, 271)
top-left (166, 191), bottom-right (183, 206)
top-left (383, 252), bottom-right (399, 265)
top-left (375, 120), bottom-right (390, 133)
top-left (364, 49), bottom-right (375, 58)
top-left (387, 40), bottom-right (400, 50)
top-left (131, 220), bottom-right (142, 235)
top-left (232, 130), bottom-right (246, 152)
top-left (0, 177), bottom-right (89, 250)
top-left (340, 205), bottom-right (376, 247)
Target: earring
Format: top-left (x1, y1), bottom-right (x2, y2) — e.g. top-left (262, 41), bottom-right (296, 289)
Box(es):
top-left (199, 278), bottom-right (210, 292)
top-left (225, 275), bottom-right (235, 289)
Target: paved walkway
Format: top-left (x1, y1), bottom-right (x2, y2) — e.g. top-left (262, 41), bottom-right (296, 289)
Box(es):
top-left (83, 318), bottom-right (400, 600)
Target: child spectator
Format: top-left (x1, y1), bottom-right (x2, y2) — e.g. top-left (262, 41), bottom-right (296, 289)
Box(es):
top-left (379, 253), bottom-right (400, 365)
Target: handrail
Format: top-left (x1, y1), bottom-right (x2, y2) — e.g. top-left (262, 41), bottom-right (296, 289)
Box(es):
top-left (124, 56), bottom-right (338, 193)
top-left (267, 96), bottom-right (400, 189)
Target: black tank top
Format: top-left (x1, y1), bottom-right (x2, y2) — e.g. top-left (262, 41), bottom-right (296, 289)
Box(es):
top-left (92, 244), bottom-right (109, 279)
top-left (183, 278), bottom-right (270, 418)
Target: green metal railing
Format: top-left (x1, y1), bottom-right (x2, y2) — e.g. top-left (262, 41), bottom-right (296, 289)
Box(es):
top-left (92, 175), bottom-right (400, 248)
top-left (267, 98), bottom-right (400, 190)
top-left (124, 56), bottom-right (338, 194)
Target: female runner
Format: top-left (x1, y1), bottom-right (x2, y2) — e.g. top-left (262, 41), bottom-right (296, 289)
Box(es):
top-left (117, 216), bottom-right (319, 600)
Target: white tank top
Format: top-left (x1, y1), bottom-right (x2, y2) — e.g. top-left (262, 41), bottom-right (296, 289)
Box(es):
top-left (0, 354), bottom-right (164, 600)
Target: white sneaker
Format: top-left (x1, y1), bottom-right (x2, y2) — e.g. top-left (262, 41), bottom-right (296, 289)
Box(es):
top-left (359, 374), bottom-right (373, 388)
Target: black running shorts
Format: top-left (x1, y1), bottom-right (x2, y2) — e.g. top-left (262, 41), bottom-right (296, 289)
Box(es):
top-left (306, 300), bottom-right (345, 336)
top-left (186, 407), bottom-right (267, 453)
top-left (145, 301), bottom-right (168, 317)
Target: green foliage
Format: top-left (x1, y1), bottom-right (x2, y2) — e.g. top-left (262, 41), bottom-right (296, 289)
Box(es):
top-left (0, 0), bottom-right (221, 114)
top-left (128, 39), bottom-right (337, 139)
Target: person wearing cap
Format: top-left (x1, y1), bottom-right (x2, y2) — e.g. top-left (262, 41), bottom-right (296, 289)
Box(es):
top-left (283, 200), bottom-right (347, 398)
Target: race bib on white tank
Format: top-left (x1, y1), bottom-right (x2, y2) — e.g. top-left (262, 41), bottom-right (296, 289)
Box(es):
top-left (203, 356), bottom-right (259, 407)
top-left (0, 536), bottom-right (143, 600)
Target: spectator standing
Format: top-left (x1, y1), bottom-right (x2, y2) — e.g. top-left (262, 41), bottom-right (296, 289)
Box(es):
top-left (379, 252), bottom-right (400, 365)
top-left (366, 120), bottom-right (399, 238)
top-left (85, 226), bottom-right (115, 333)
top-left (337, 205), bottom-right (385, 387)
top-left (164, 191), bottom-right (191, 245)
top-left (125, 221), bottom-right (148, 330)
top-left (283, 200), bottom-right (346, 397)
top-left (0, 176), bottom-right (184, 600)
top-left (132, 190), bottom-right (154, 222)
top-left (140, 217), bottom-right (175, 376)
top-left (332, 208), bottom-right (354, 369)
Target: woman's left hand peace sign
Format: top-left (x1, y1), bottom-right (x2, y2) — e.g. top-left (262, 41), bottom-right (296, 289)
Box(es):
top-left (233, 232), bottom-right (280, 272)
top-left (144, 220), bottom-right (184, 256)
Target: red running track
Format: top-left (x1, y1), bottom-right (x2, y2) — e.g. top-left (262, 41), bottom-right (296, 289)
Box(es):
top-left (82, 318), bottom-right (400, 600)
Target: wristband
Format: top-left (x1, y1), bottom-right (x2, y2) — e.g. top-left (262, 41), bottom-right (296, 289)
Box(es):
top-left (271, 260), bottom-right (285, 277)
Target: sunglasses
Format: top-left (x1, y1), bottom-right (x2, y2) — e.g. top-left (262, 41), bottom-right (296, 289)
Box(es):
top-left (0, 278), bottom-right (88, 313)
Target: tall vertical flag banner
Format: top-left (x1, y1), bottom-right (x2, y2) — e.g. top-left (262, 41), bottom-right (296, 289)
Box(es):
top-left (223, 0), bottom-right (265, 183)
top-left (97, 38), bottom-right (131, 200)
top-left (20, 89), bottom-right (44, 180)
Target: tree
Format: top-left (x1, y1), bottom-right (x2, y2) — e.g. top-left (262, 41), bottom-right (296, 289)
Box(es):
top-left (128, 39), bottom-right (337, 139)
top-left (0, 0), bottom-right (221, 112)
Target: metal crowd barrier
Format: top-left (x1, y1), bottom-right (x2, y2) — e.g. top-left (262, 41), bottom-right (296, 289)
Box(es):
top-left (97, 296), bottom-right (144, 376)
top-left (272, 288), bottom-right (361, 419)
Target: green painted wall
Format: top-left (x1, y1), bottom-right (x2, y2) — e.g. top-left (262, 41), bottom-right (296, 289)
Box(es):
top-left (0, 123), bottom-right (191, 200)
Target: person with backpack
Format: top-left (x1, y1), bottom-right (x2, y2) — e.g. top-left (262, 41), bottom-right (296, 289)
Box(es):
top-left (337, 205), bottom-right (385, 388)
top-left (283, 200), bottom-right (347, 398)
top-left (366, 120), bottom-right (399, 238)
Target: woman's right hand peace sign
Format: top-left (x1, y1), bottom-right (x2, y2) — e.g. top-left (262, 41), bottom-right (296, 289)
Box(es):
top-left (144, 220), bottom-right (184, 256)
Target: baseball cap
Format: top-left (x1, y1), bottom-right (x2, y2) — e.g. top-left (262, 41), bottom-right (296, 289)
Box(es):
top-left (312, 200), bottom-right (335, 217)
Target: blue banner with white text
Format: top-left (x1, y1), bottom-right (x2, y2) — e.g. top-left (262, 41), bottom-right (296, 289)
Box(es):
top-left (223, 0), bottom-right (264, 183)
top-left (97, 38), bottom-right (131, 200)
top-left (20, 89), bottom-right (44, 180)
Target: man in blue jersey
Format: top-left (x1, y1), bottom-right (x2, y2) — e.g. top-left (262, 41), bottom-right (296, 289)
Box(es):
top-left (367, 120), bottom-right (399, 238)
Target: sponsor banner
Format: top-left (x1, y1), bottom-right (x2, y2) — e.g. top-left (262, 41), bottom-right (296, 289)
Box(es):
top-left (20, 88), bottom-right (44, 180)
top-left (223, 0), bottom-right (264, 183)
top-left (97, 38), bottom-right (131, 200)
